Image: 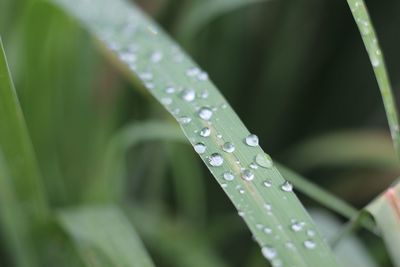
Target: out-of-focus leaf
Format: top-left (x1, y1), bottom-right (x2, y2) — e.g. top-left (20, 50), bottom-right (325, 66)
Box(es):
top-left (0, 37), bottom-right (48, 220)
top-left (0, 152), bottom-right (35, 267)
top-left (346, 0), bottom-right (400, 159)
top-left (58, 205), bottom-right (155, 267)
top-left (0, 37), bottom-right (48, 267)
top-left (366, 181), bottom-right (400, 267)
top-left (286, 131), bottom-right (398, 171)
top-left (311, 209), bottom-right (379, 267)
top-left (127, 205), bottom-right (228, 267)
top-left (50, 1), bottom-right (341, 265)
top-left (176, 0), bottom-right (270, 43)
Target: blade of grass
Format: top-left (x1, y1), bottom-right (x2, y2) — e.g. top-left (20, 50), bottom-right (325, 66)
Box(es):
top-left (50, 0), bottom-right (340, 265)
top-left (276, 164), bottom-right (357, 220)
top-left (346, 0), bottom-right (400, 160)
top-left (58, 205), bottom-right (155, 267)
top-left (0, 152), bottom-right (36, 267)
top-left (127, 204), bottom-right (229, 267)
top-left (176, 0), bottom-right (270, 44)
top-left (0, 37), bottom-right (48, 220)
top-left (165, 143), bottom-right (207, 224)
top-left (365, 181), bottom-right (400, 267)
top-left (0, 37), bottom-right (49, 267)
top-left (105, 121), bottom-right (361, 224)
top-left (285, 130), bottom-right (399, 171)
top-left (88, 121), bottom-right (187, 202)
top-left (333, 182), bottom-right (400, 265)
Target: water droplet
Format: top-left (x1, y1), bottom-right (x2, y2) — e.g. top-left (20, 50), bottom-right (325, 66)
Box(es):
top-left (245, 134), bottom-right (259, 147)
top-left (186, 67), bottom-right (200, 77)
top-left (261, 246), bottom-right (277, 260)
top-left (178, 116), bottom-right (192, 124)
top-left (198, 107), bottom-right (213, 120)
top-left (194, 143), bottom-right (206, 154)
top-left (307, 230), bottom-right (315, 237)
top-left (264, 203), bottom-right (272, 210)
top-left (272, 259), bottom-right (283, 267)
top-left (290, 221), bottom-right (304, 232)
top-left (208, 153), bottom-right (224, 167)
top-left (222, 142), bottom-right (235, 153)
top-left (263, 227), bottom-right (272, 234)
top-left (199, 90), bottom-right (209, 99)
top-left (180, 88), bottom-right (196, 102)
top-left (120, 52), bottom-right (137, 63)
top-left (161, 97), bottom-right (172, 105)
top-left (281, 181), bottom-right (293, 192)
top-left (139, 72), bottom-right (153, 81)
top-left (165, 86), bottom-right (176, 94)
top-left (249, 162), bottom-right (258, 169)
top-left (255, 153), bottom-right (273, 168)
top-left (285, 242), bottom-right (295, 250)
top-left (241, 169), bottom-right (254, 181)
top-left (223, 171), bottom-right (235, 181)
top-left (150, 51), bottom-right (163, 62)
top-left (263, 180), bottom-right (272, 188)
top-left (304, 240), bottom-right (316, 250)
top-left (238, 211), bottom-right (245, 217)
top-left (239, 189), bottom-right (245, 194)
top-left (197, 71), bottom-right (209, 81)
top-left (199, 127), bottom-right (211, 137)
top-left (172, 108), bottom-right (180, 115)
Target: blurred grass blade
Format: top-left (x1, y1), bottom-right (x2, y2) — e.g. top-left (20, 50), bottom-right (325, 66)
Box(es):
top-left (51, 0), bottom-right (340, 265)
top-left (0, 37), bottom-right (48, 219)
top-left (286, 130), bottom-right (398, 171)
top-left (58, 205), bottom-right (155, 267)
top-left (366, 181), bottom-right (400, 267)
top-left (276, 164), bottom-right (358, 220)
top-left (89, 121), bottom-right (187, 202)
top-left (104, 121), bottom-right (359, 228)
top-left (128, 205), bottom-right (229, 267)
top-left (0, 37), bottom-right (48, 267)
top-left (346, 0), bottom-right (400, 159)
top-left (176, 0), bottom-right (269, 43)
top-left (0, 152), bottom-right (36, 267)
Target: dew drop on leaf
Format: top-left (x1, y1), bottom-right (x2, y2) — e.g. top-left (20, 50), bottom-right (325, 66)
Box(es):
top-left (194, 142), bottom-right (206, 154)
top-left (255, 153), bottom-right (273, 168)
top-left (223, 171), bottom-right (235, 181)
top-left (198, 107), bottom-right (213, 120)
top-left (304, 240), bottom-right (316, 250)
top-left (261, 246), bottom-right (277, 260)
top-left (241, 169), bottom-right (254, 181)
top-left (208, 153), bottom-right (224, 167)
top-left (178, 116), bottom-right (192, 124)
top-left (222, 142), bottom-right (235, 153)
top-left (245, 134), bottom-right (259, 147)
top-left (150, 51), bottom-right (163, 62)
top-left (263, 180), bottom-right (272, 188)
top-left (199, 127), bottom-right (211, 137)
top-left (281, 181), bottom-right (293, 192)
top-left (180, 88), bottom-right (196, 102)
top-left (165, 86), bottom-right (176, 94)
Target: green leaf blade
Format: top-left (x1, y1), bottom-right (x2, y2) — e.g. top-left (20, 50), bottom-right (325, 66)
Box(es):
top-left (58, 206), bottom-right (156, 267)
top-left (366, 182), bottom-right (400, 267)
top-left (0, 38), bottom-right (48, 220)
top-left (51, 0), bottom-right (340, 265)
top-left (346, 0), bottom-right (400, 160)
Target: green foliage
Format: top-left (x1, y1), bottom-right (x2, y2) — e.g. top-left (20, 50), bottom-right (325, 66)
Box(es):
top-left (58, 206), bottom-right (155, 267)
top-left (1, 0), bottom-right (400, 267)
top-left (51, 0), bottom-right (341, 265)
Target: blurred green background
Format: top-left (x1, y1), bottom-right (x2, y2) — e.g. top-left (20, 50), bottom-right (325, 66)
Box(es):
top-left (1, 0), bottom-right (400, 266)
